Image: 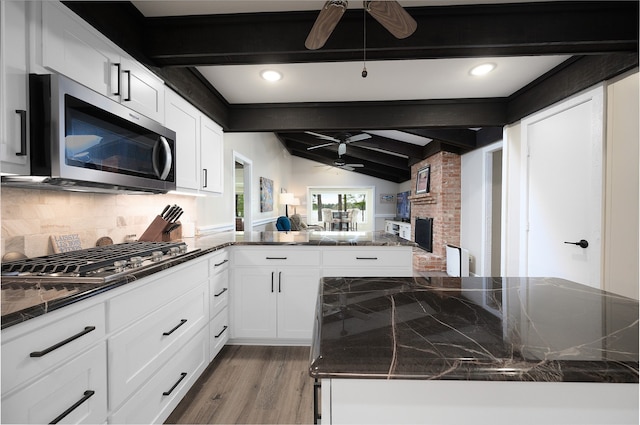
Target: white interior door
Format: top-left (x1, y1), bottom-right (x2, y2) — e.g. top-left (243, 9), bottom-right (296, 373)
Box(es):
top-left (522, 86), bottom-right (604, 289)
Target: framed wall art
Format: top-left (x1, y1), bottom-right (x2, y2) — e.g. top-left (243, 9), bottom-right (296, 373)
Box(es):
top-left (260, 177), bottom-right (274, 212)
top-left (416, 165), bottom-right (430, 194)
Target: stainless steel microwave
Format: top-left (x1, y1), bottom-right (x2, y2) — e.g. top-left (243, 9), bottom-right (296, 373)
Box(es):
top-left (2, 74), bottom-right (176, 194)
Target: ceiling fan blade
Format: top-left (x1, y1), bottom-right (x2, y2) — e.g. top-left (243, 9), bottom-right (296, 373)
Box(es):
top-left (343, 166), bottom-right (355, 171)
top-left (345, 133), bottom-right (372, 143)
top-left (307, 142), bottom-right (335, 151)
top-left (305, 0), bottom-right (347, 50)
top-left (305, 131), bottom-right (340, 143)
top-left (366, 1), bottom-right (417, 39)
top-left (345, 164), bottom-right (364, 167)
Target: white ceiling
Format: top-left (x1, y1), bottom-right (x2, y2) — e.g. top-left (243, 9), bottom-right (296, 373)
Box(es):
top-left (132, 0), bottom-right (572, 105)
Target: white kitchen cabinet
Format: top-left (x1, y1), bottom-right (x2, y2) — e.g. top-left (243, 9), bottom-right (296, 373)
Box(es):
top-left (209, 249), bottom-right (230, 360)
top-left (200, 115), bottom-right (224, 195)
top-left (0, 0), bottom-right (30, 174)
top-left (166, 88), bottom-right (224, 195)
top-left (41, 1), bottom-right (164, 122)
top-left (231, 247), bottom-right (321, 343)
top-left (322, 246), bottom-right (414, 277)
top-left (1, 342), bottom-right (108, 425)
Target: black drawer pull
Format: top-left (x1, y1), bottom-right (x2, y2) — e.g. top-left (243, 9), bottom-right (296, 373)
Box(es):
top-left (214, 259), bottom-right (229, 267)
top-left (123, 70), bottom-right (131, 101)
top-left (30, 326), bottom-right (96, 357)
top-left (49, 390), bottom-right (95, 424)
top-left (214, 287), bottom-right (228, 297)
top-left (266, 257), bottom-right (287, 260)
top-left (15, 110), bottom-right (27, 156)
top-left (214, 325), bottom-right (228, 338)
top-left (163, 372), bottom-right (187, 396)
top-left (356, 257), bottom-right (378, 260)
top-left (163, 319), bottom-right (187, 336)
top-left (112, 62), bottom-right (121, 96)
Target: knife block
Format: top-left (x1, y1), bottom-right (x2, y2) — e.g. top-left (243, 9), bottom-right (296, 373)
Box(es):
top-left (138, 216), bottom-right (170, 242)
top-left (162, 222), bottom-right (182, 242)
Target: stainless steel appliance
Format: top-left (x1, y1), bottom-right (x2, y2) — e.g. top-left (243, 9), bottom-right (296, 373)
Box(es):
top-left (1, 241), bottom-right (198, 284)
top-left (1, 74), bottom-right (176, 194)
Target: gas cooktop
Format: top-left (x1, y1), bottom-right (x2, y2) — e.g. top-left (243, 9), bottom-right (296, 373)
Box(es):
top-left (1, 241), bottom-right (198, 284)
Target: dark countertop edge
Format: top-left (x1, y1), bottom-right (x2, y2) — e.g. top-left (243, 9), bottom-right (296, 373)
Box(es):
top-left (1, 232), bottom-right (413, 329)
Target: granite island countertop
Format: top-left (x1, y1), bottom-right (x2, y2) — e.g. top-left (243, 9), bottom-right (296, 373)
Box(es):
top-left (1, 230), bottom-right (414, 329)
top-left (309, 276), bottom-right (639, 383)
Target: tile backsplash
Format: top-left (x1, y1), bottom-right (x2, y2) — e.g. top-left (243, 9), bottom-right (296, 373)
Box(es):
top-left (1, 187), bottom-right (197, 258)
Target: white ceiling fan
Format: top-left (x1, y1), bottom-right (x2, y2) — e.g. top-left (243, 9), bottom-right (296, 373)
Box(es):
top-left (305, 131), bottom-right (372, 155)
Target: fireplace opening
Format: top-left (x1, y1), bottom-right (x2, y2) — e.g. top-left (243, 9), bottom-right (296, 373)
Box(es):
top-left (415, 217), bottom-right (433, 252)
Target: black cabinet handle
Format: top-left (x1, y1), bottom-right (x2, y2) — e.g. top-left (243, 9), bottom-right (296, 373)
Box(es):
top-left (30, 326), bottom-right (96, 357)
top-left (214, 259), bottom-right (229, 267)
top-left (163, 319), bottom-right (187, 336)
top-left (214, 287), bottom-right (228, 297)
top-left (163, 372), bottom-right (187, 396)
top-left (356, 257), bottom-right (378, 260)
top-left (271, 271), bottom-right (274, 293)
top-left (49, 390), bottom-right (95, 424)
top-left (202, 168), bottom-right (208, 188)
top-left (214, 325), bottom-right (228, 338)
top-left (123, 70), bottom-right (131, 101)
top-left (278, 271), bottom-right (282, 293)
top-left (15, 110), bottom-right (27, 156)
top-left (266, 257), bottom-right (287, 260)
top-left (112, 63), bottom-right (121, 96)
top-left (564, 239), bottom-right (589, 249)
top-left (313, 379), bottom-right (321, 424)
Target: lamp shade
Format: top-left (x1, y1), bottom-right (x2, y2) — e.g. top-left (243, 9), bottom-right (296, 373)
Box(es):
top-left (279, 192), bottom-right (294, 205)
top-left (291, 197), bottom-right (301, 206)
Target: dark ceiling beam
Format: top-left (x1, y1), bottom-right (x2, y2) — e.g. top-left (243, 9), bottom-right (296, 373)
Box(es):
top-left (401, 128), bottom-right (477, 149)
top-left (228, 99), bottom-right (507, 132)
top-left (139, 2), bottom-right (638, 66)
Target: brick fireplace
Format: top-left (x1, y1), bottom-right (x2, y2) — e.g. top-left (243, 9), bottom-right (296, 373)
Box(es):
top-left (410, 151), bottom-right (461, 272)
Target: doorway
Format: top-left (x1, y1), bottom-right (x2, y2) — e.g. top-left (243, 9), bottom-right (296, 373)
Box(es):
top-left (483, 148), bottom-right (503, 276)
top-left (233, 151), bottom-right (253, 232)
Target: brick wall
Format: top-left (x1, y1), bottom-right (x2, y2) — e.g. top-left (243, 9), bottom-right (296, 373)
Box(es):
top-left (410, 151), bottom-right (461, 271)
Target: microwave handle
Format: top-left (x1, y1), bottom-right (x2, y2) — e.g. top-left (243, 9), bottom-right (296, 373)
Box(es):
top-left (152, 136), bottom-right (173, 180)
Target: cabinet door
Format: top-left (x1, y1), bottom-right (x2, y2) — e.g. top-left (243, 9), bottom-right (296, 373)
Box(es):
top-left (165, 89), bottom-right (200, 192)
top-left (121, 57), bottom-right (165, 122)
top-left (200, 116), bottom-right (224, 194)
top-left (0, 1), bottom-right (30, 173)
top-left (277, 267), bottom-right (321, 340)
top-left (232, 267), bottom-right (277, 339)
top-left (42, 1), bottom-right (120, 99)
top-left (1, 342), bottom-right (107, 424)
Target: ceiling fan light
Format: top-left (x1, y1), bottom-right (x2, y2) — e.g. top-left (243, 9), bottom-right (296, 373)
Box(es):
top-left (260, 70), bottom-right (282, 82)
top-left (470, 63), bottom-right (496, 76)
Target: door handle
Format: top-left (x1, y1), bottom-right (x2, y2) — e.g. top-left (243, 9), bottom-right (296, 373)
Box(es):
top-left (564, 239), bottom-right (589, 249)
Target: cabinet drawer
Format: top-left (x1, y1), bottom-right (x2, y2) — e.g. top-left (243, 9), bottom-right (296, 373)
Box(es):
top-left (210, 307), bottom-right (229, 361)
top-left (107, 259), bottom-right (208, 331)
top-left (210, 249), bottom-right (230, 274)
top-left (1, 303), bottom-right (105, 394)
top-left (109, 328), bottom-right (208, 424)
top-left (233, 247), bottom-right (320, 266)
top-left (211, 270), bottom-right (229, 316)
top-left (108, 283), bottom-right (208, 410)
top-left (2, 342), bottom-right (107, 424)
top-left (322, 247), bottom-right (413, 268)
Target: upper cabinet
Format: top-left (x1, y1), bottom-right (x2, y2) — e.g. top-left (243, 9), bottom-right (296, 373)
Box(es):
top-left (0, 1), bottom-right (30, 175)
top-left (165, 88), bottom-right (224, 196)
top-left (40, 2), bottom-right (164, 123)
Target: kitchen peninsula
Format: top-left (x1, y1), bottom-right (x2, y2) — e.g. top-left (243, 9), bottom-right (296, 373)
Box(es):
top-left (310, 276), bottom-right (639, 424)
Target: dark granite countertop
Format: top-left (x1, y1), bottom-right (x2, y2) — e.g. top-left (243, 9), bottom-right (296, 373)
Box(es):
top-left (309, 276), bottom-right (639, 383)
top-left (1, 231), bottom-right (413, 329)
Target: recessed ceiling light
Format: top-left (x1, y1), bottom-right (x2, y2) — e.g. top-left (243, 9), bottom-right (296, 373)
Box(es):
top-left (470, 63), bottom-right (496, 76)
top-left (260, 70), bottom-right (282, 82)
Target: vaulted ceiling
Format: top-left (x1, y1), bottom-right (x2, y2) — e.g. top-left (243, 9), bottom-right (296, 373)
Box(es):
top-left (65, 1), bottom-right (638, 182)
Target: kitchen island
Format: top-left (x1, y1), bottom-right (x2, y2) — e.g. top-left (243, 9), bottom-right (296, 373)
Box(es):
top-left (310, 276), bottom-right (639, 424)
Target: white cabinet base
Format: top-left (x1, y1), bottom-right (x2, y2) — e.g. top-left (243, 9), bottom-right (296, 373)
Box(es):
top-left (322, 378), bottom-right (639, 425)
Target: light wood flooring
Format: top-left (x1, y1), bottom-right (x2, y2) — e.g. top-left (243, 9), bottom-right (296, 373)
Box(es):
top-left (165, 345), bottom-right (314, 424)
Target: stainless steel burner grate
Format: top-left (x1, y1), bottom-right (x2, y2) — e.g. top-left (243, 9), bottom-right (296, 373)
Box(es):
top-left (1, 241), bottom-right (186, 275)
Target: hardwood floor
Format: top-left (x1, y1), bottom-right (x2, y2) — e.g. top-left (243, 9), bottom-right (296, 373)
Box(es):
top-left (165, 345), bottom-right (314, 424)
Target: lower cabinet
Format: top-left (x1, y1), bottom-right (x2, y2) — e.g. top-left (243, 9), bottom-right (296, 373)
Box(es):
top-left (232, 266), bottom-right (320, 343)
top-left (1, 342), bottom-right (108, 424)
